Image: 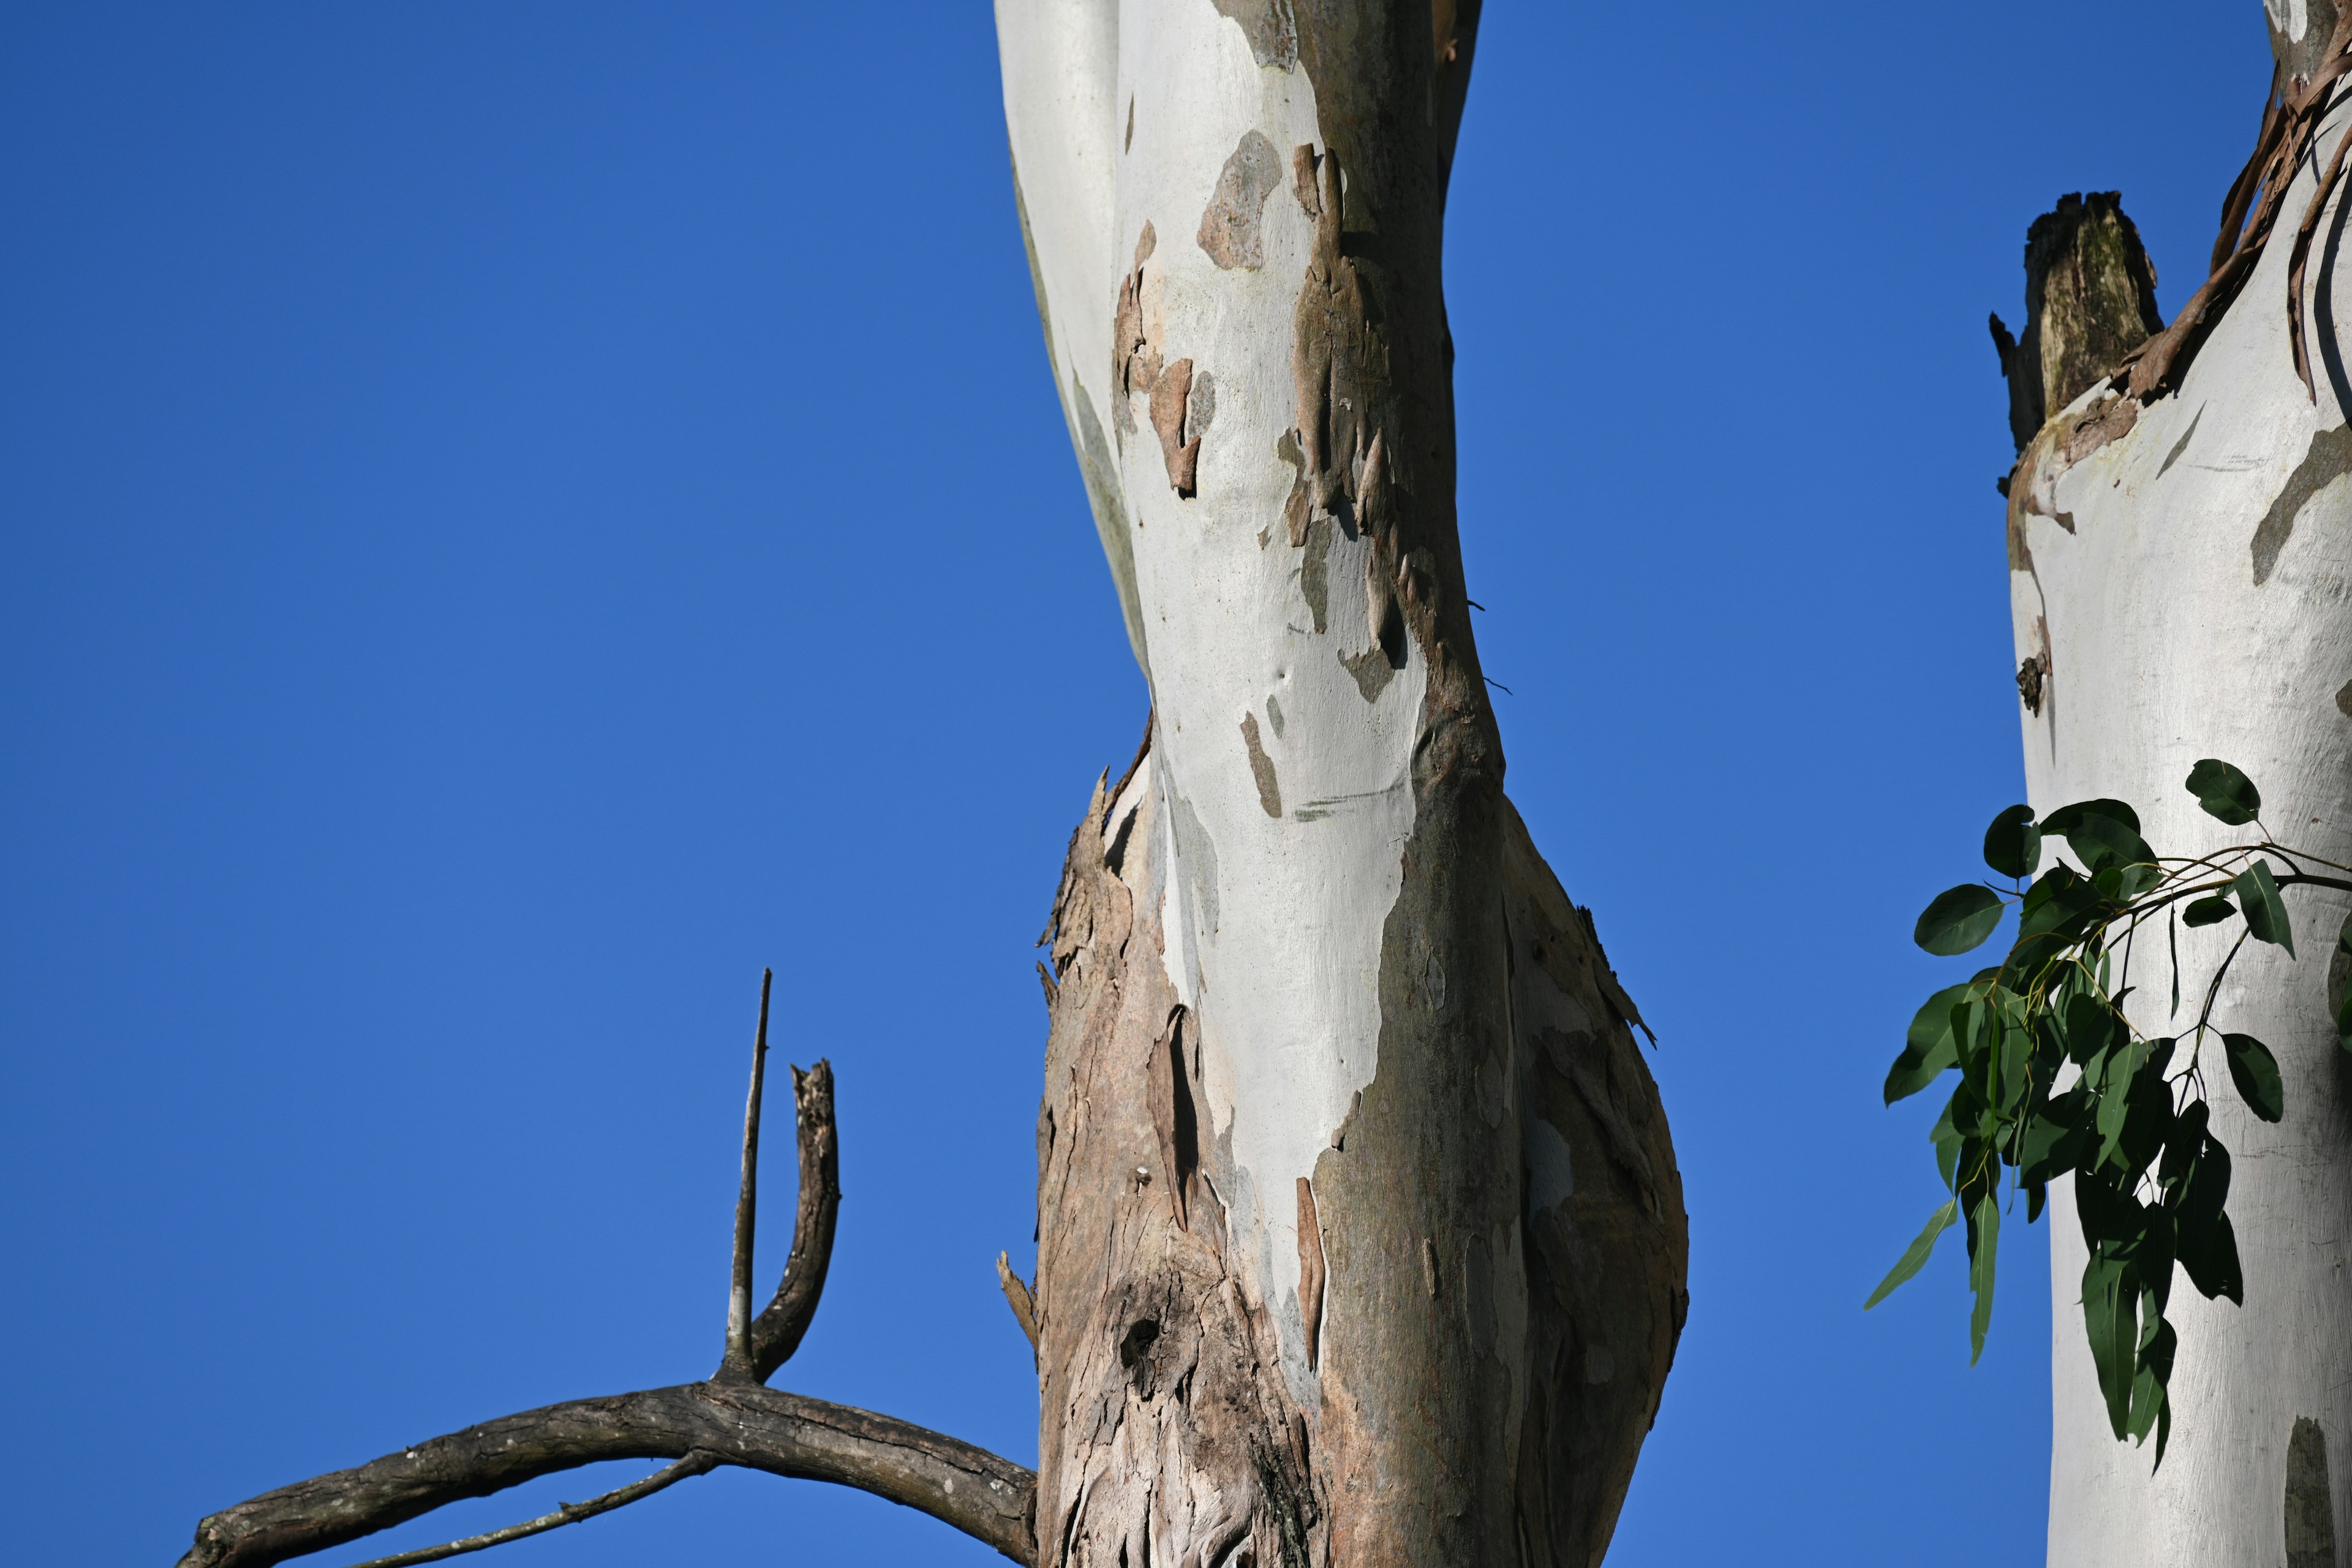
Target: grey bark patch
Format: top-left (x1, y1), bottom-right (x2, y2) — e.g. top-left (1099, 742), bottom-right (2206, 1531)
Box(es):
top-left (1340, 641), bottom-right (1396, 702)
top-left (2339, 678), bottom-right (2352, 718)
top-left (1198, 130), bottom-right (1284, 270)
top-left (1240, 712), bottom-right (1283, 818)
top-left (2286, 1416), bottom-right (2335, 1568)
top-left (1208, 0), bottom-right (1297, 69)
top-left (2253, 424), bottom-right (2352, 584)
top-left (1300, 514), bottom-right (1332, 633)
top-left (1265, 693), bottom-right (1285, 737)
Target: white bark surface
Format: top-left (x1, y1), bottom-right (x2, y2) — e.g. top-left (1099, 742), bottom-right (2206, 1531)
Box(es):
top-left (1001, 0), bottom-right (1420, 1399)
top-left (2012, 91), bottom-right (2352, 1568)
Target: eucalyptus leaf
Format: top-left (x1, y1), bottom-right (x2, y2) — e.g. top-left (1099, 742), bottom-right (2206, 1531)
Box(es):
top-left (2231, 859), bottom-right (2295, 957)
top-left (2081, 1248), bottom-right (2136, 1440)
top-left (1886, 983), bottom-right (1972, 1104)
top-left (2176, 1210), bottom-right (2243, 1305)
top-left (2062, 810), bottom-right (2157, 877)
top-left (2185, 758), bottom-right (2261, 826)
top-left (1968, 1191), bottom-right (2000, 1365)
top-left (2222, 1032), bottom-right (2285, 1123)
top-left (1915, 884), bottom-right (2004, 956)
top-left (1865, 1197), bottom-right (1959, 1309)
top-left (2182, 895), bottom-right (2236, 929)
top-left (1983, 804), bottom-right (2043, 880)
top-left (2046, 797), bottom-right (2143, 837)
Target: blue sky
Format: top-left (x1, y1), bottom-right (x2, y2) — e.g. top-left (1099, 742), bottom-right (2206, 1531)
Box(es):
top-left (0, 4), bottom-right (2270, 1563)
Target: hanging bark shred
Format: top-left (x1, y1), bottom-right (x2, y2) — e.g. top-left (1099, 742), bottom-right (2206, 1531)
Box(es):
top-left (2118, 12), bottom-right (2352, 403)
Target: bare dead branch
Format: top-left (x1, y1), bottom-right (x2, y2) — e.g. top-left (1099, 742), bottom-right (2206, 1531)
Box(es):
top-left (742, 1057), bottom-right (839, 1382)
top-left (719, 968), bottom-right (774, 1381)
top-left (340, 1452), bottom-right (718, 1568)
top-left (175, 1382), bottom-right (1037, 1568)
top-left (176, 994), bottom-right (1020, 1568)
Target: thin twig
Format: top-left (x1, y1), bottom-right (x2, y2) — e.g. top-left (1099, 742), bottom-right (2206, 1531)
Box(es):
top-left (722, 968), bottom-right (774, 1379)
top-left (340, 1452), bottom-right (718, 1568)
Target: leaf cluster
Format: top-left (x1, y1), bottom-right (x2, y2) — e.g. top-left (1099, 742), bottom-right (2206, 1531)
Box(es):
top-left (1871, 760), bottom-right (2352, 1466)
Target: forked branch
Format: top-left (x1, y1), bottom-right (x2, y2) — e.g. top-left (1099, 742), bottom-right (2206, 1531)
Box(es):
top-left (174, 974), bottom-right (1033, 1568)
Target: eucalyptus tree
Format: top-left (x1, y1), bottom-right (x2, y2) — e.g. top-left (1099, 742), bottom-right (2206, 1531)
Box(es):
top-left (170, 5), bottom-right (1688, 1566)
top-left (1873, 5), bottom-right (2352, 1564)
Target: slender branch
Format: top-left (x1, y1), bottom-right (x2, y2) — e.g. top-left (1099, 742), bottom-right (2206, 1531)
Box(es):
top-left (175, 1382), bottom-right (1037, 1568)
top-left (721, 968), bottom-right (774, 1380)
top-left (341, 1452), bottom-right (718, 1568)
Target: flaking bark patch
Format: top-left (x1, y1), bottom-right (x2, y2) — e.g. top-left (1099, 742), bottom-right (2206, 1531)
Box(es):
top-left (1149, 357), bottom-right (1202, 496)
top-left (2286, 1417), bottom-right (2336, 1568)
top-left (1199, 130), bottom-right (1284, 270)
top-left (2251, 423), bottom-right (2352, 584)
top-left (1241, 710), bottom-right (1283, 817)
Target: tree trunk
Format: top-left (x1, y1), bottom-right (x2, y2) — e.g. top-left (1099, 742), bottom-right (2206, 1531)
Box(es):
top-left (997, 3), bottom-right (1687, 1565)
top-left (2002, 7), bottom-right (2352, 1561)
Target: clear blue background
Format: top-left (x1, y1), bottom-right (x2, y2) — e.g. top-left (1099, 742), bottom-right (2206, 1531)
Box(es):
top-left (0, 4), bottom-right (2271, 1563)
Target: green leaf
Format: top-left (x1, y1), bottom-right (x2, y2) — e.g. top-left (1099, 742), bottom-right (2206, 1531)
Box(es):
top-left (2019, 868), bottom-right (2103, 942)
top-left (2231, 859), bottom-right (2296, 957)
top-left (1866, 1197), bottom-right (1959, 1309)
top-left (2222, 1032), bottom-right (2285, 1123)
top-left (2177, 1210), bottom-right (2244, 1305)
top-left (1983, 804), bottom-right (2043, 880)
top-left (1915, 884), bottom-right (2005, 956)
top-left (2128, 1313), bottom-right (2177, 1454)
top-left (2185, 759), bottom-right (2261, 827)
top-left (2020, 1088), bottom-right (2091, 1184)
top-left (2182, 895), bottom-right (2236, 929)
top-left (2062, 810), bottom-right (2157, 877)
top-left (2081, 1247), bottom-right (2138, 1440)
top-left (1885, 983), bottom-right (1971, 1104)
top-left (2046, 798), bottom-right (2142, 837)
top-left (1968, 1191), bottom-right (2001, 1365)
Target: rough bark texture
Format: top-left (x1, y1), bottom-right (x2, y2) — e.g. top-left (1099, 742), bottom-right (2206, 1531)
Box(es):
top-left (2003, 12), bottom-right (2352, 1561)
top-left (1032, 758), bottom-right (1684, 1567)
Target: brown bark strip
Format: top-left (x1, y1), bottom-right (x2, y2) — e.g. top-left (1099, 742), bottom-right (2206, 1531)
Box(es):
top-left (1148, 355), bottom-right (1201, 496)
top-left (1295, 1177), bottom-right (1326, 1370)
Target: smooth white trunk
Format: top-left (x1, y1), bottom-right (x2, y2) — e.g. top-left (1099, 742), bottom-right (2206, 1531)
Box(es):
top-left (2011, 89), bottom-right (2352, 1568)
